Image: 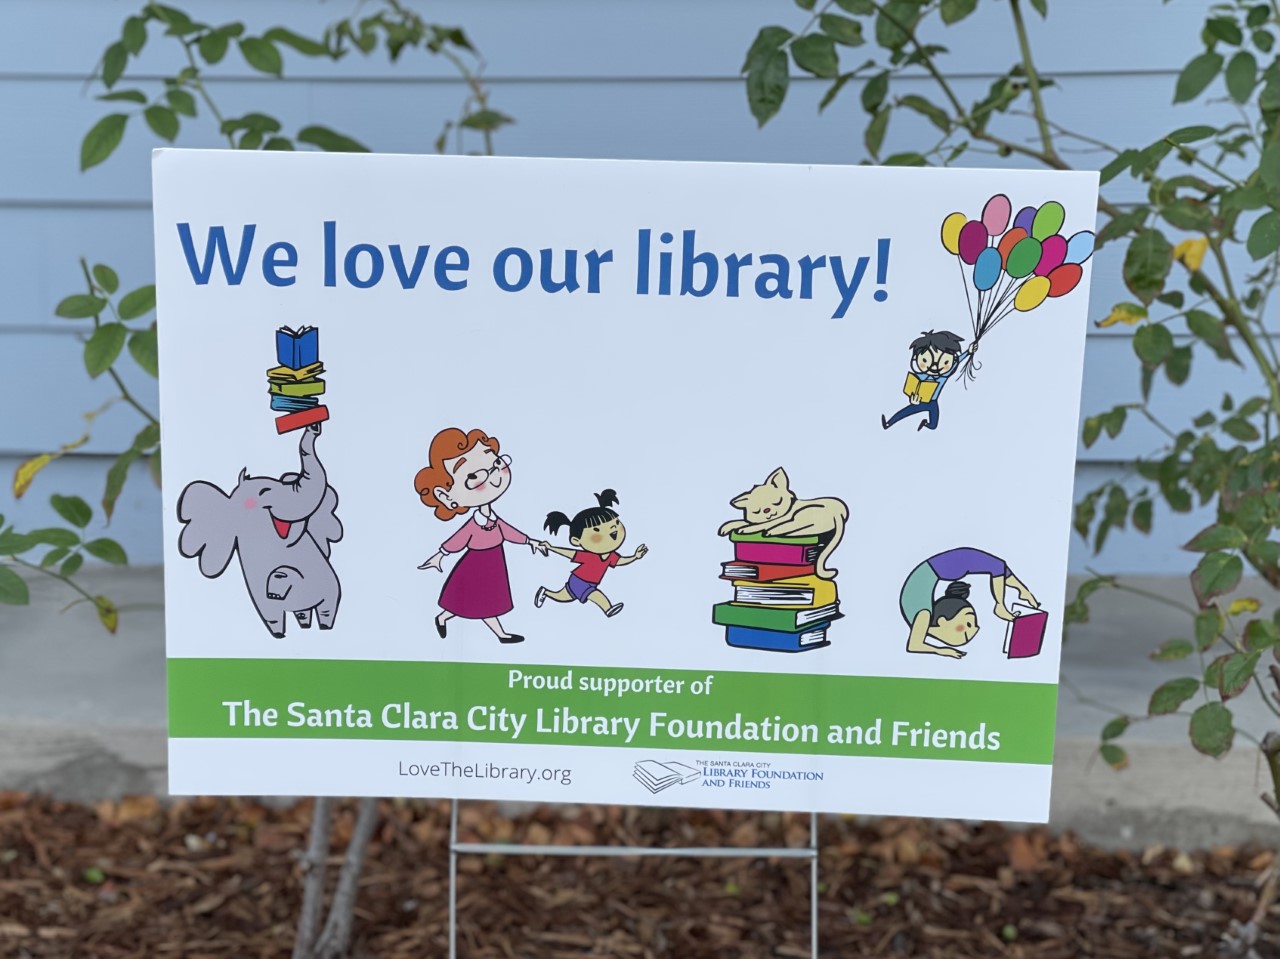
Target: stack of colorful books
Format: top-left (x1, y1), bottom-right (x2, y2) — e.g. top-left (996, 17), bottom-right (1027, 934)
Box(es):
top-left (713, 531), bottom-right (841, 652)
top-left (269, 326), bottom-right (329, 434)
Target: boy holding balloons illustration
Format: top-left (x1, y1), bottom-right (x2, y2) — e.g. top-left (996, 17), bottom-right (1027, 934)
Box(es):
top-left (881, 194), bottom-right (1095, 433)
top-left (881, 330), bottom-right (975, 432)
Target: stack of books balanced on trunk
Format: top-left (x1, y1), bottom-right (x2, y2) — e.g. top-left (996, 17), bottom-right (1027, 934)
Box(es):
top-left (269, 326), bottom-right (329, 433)
top-left (712, 531), bottom-right (841, 652)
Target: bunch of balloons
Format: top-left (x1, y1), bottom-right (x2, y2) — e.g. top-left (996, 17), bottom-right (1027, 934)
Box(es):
top-left (940, 194), bottom-right (1094, 375)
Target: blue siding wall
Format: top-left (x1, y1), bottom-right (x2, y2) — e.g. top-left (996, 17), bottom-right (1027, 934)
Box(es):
top-left (0, 0), bottom-right (1266, 572)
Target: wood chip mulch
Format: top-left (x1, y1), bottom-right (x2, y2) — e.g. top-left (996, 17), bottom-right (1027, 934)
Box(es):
top-left (0, 792), bottom-right (1275, 958)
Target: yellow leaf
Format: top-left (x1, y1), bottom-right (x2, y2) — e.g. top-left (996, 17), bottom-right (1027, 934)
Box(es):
top-left (1228, 597), bottom-right (1261, 615)
top-left (12, 434), bottom-right (90, 498)
top-left (94, 595), bottom-right (119, 634)
top-left (1097, 302), bottom-right (1148, 328)
top-left (1173, 236), bottom-right (1209, 272)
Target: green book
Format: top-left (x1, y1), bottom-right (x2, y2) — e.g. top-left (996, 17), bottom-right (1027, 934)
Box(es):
top-left (269, 379), bottom-right (326, 397)
top-left (729, 531), bottom-right (823, 545)
top-left (712, 601), bottom-right (840, 631)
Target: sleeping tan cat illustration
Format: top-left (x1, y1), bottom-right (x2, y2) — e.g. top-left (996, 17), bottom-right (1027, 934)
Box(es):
top-left (716, 468), bottom-right (848, 579)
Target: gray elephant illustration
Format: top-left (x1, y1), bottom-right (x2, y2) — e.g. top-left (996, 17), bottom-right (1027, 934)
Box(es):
top-left (177, 423), bottom-right (342, 637)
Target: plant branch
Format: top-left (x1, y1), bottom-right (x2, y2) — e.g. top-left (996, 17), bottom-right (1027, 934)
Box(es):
top-left (312, 797), bottom-right (379, 959)
top-left (292, 796), bottom-right (333, 959)
top-left (1194, 251), bottom-right (1280, 418)
top-left (6, 556), bottom-right (96, 605)
top-left (78, 259), bottom-right (159, 425)
top-left (1008, 0), bottom-right (1059, 164)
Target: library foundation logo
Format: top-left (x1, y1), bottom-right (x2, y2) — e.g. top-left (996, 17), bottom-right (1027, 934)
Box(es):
top-left (633, 759), bottom-right (700, 793)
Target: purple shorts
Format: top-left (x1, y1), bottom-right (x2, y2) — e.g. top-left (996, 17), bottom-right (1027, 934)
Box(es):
top-left (566, 575), bottom-right (598, 603)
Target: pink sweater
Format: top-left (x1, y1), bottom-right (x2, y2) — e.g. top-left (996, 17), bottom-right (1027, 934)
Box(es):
top-left (441, 513), bottom-right (530, 553)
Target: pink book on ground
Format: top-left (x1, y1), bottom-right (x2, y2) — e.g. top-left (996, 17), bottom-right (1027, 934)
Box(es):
top-left (1005, 609), bottom-right (1048, 659)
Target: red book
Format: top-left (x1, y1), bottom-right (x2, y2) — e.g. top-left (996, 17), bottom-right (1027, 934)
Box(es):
top-left (1005, 609), bottom-right (1048, 659)
top-left (734, 541), bottom-right (819, 565)
top-left (720, 560), bottom-right (817, 583)
top-left (275, 405), bottom-right (329, 434)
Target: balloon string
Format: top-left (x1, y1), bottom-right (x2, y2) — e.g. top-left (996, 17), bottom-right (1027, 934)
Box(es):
top-left (957, 257), bottom-right (975, 332)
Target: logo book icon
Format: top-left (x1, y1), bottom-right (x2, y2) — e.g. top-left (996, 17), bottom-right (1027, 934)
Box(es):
top-left (633, 759), bottom-right (700, 793)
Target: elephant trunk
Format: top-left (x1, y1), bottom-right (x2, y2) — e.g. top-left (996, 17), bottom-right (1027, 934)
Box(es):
top-left (276, 428), bottom-right (328, 522)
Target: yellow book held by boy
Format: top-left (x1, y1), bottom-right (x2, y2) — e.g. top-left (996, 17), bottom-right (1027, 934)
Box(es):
top-left (730, 574), bottom-right (837, 608)
top-left (267, 361), bottom-right (324, 381)
top-left (903, 372), bottom-right (939, 403)
top-left (269, 379), bottom-right (326, 397)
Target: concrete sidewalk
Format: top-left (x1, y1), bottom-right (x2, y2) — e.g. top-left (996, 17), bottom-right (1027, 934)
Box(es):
top-left (1, 566), bottom-right (1277, 848)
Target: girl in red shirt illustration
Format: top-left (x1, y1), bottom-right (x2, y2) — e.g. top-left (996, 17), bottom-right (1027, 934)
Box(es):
top-left (534, 490), bottom-right (648, 617)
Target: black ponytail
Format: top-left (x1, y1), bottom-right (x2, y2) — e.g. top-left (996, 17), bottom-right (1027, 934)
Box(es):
top-left (595, 489), bottom-right (619, 508)
top-left (544, 511), bottom-right (573, 535)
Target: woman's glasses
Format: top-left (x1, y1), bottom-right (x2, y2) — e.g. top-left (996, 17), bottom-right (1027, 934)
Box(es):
top-left (462, 454), bottom-right (513, 490)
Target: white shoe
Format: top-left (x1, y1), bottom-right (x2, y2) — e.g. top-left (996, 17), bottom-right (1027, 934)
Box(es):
top-left (534, 586), bottom-right (547, 608)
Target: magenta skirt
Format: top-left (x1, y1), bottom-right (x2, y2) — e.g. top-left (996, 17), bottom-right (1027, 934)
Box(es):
top-left (439, 545), bottom-right (513, 619)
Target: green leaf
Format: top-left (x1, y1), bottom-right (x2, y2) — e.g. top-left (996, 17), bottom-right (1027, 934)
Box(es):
top-left (84, 323), bottom-right (127, 379)
top-left (1099, 743), bottom-right (1128, 769)
top-left (263, 137), bottom-right (295, 151)
top-left (166, 88), bottom-right (197, 117)
top-left (1189, 701), bottom-right (1234, 757)
top-left (118, 285), bottom-right (156, 320)
top-left (1165, 345), bottom-right (1192, 385)
top-left (1133, 322), bottom-right (1174, 367)
top-left (742, 25), bottom-right (793, 73)
top-left (1167, 125), bottom-right (1217, 143)
top-left (860, 70), bottom-right (889, 112)
top-left (1028, 0), bottom-right (1047, 15)
top-left (28, 528), bottom-right (80, 548)
top-left (144, 105), bottom-right (179, 142)
top-left (80, 114), bottom-right (128, 172)
top-left (1219, 652), bottom-right (1260, 699)
top-left (122, 16), bottom-right (147, 54)
top-left (128, 328), bottom-right (159, 377)
top-left (239, 37), bottom-right (283, 76)
top-left (1184, 524), bottom-right (1247, 552)
top-left (263, 27), bottom-right (329, 57)
top-left (1132, 499), bottom-right (1153, 533)
top-left (1148, 677), bottom-right (1200, 715)
top-left (1174, 51), bottom-right (1223, 103)
top-left (1185, 310), bottom-right (1239, 363)
top-left (0, 566), bottom-right (30, 605)
top-left (875, 1), bottom-right (920, 49)
top-left (103, 449), bottom-right (140, 521)
top-left (792, 34), bottom-right (839, 78)
top-left (92, 264), bottom-right (119, 295)
top-left (1101, 716), bottom-right (1130, 741)
top-left (865, 106), bottom-right (889, 158)
top-left (198, 30), bottom-right (229, 64)
top-left (820, 13), bottom-right (864, 46)
top-left (102, 42), bottom-right (127, 89)
top-left (0, 530), bottom-right (37, 555)
top-left (148, 449), bottom-right (162, 488)
top-left (1206, 17), bottom-right (1244, 45)
top-left (939, 0), bottom-right (979, 24)
top-left (1225, 51), bottom-right (1257, 102)
top-left (61, 553), bottom-right (84, 577)
top-left (746, 50), bottom-right (790, 128)
top-left (834, 0), bottom-right (875, 12)
top-left (1151, 639), bottom-right (1194, 661)
top-left (899, 94), bottom-right (950, 132)
top-left (1192, 551), bottom-right (1244, 603)
top-left (84, 538), bottom-right (128, 565)
top-left (42, 547), bottom-right (69, 568)
top-left (458, 110), bottom-right (514, 132)
top-left (296, 125), bottom-right (371, 153)
top-left (1221, 416), bottom-right (1260, 442)
top-left (98, 90), bottom-right (147, 104)
top-left (1123, 230), bottom-right (1173, 304)
top-left (1247, 210), bottom-right (1278, 260)
top-left (50, 494), bottom-right (92, 529)
top-left (1245, 619), bottom-right (1280, 651)
top-left (55, 294), bottom-right (106, 319)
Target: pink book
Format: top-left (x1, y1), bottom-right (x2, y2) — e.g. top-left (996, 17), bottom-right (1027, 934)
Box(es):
top-left (1005, 609), bottom-right (1048, 659)
top-left (734, 541), bottom-right (819, 565)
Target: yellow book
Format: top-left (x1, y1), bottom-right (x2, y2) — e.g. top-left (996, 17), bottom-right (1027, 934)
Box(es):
top-left (730, 574), bottom-right (837, 609)
top-left (903, 372), bottom-right (939, 403)
top-left (270, 379), bottom-right (326, 397)
top-left (267, 362), bottom-right (324, 381)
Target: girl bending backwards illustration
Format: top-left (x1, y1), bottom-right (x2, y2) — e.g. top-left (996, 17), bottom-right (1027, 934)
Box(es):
top-left (534, 490), bottom-right (648, 618)
top-left (899, 547), bottom-right (1039, 659)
